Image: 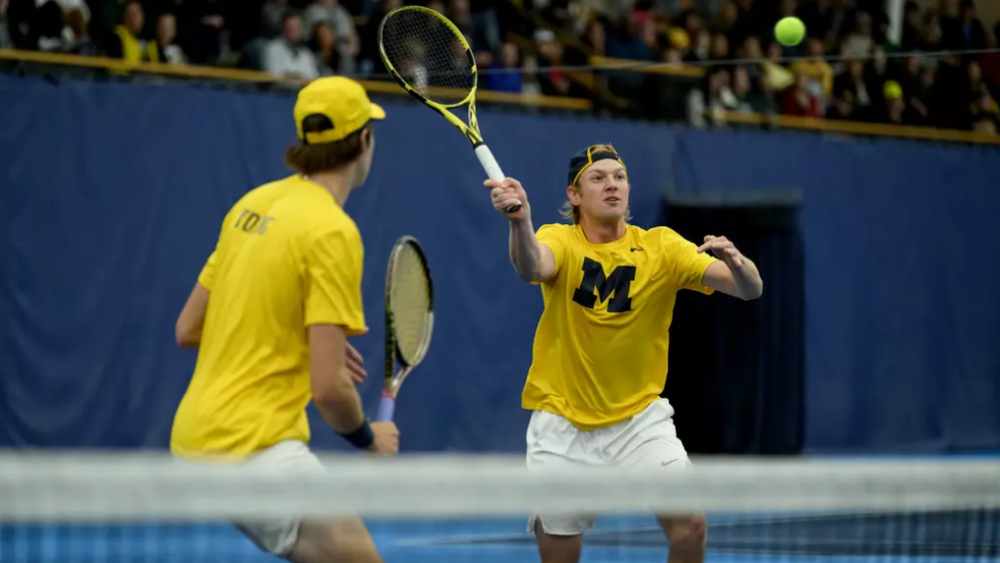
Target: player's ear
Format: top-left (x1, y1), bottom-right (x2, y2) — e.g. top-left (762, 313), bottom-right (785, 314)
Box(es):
top-left (360, 126), bottom-right (372, 150)
top-left (566, 184), bottom-right (580, 206)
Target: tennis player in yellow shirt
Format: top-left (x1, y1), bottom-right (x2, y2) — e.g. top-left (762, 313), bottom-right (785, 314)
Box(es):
top-left (170, 77), bottom-right (396, 563)
top-left (486, 144), bottom-right (764, 563)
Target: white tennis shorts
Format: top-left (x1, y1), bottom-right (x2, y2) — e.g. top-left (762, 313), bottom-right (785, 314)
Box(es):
top-left (526, 398), bottom-right (691, 536)
top-left (177, 440), bottom-right (322, 558)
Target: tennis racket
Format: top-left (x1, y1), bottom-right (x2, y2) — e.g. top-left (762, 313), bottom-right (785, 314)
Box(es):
top-left (377, 236), bottom-right (435, 422)
top-left (378, 6), bottom-right (521, 214)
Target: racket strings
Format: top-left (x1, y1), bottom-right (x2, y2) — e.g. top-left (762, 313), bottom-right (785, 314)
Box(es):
top-left (389, 246), bottom-right (432, 365)
top-left (380, 8), bottom-right (475, 106)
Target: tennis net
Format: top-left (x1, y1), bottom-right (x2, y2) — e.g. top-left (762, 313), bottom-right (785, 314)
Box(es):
top-left (1, 452), bottom-right (998, 562)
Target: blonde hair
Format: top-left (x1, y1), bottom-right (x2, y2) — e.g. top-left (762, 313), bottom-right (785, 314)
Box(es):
top-left (560, 144), bottom-right (632, 224)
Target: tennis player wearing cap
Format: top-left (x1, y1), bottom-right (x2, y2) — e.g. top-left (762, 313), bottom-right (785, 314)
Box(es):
top-left (171, 77), bottom-right (395, 563)
top-left (485, 144), bottom-right (763, 563)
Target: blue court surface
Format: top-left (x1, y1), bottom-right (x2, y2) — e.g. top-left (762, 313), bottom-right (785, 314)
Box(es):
top-left (3, 510), bottom-right (998, 563)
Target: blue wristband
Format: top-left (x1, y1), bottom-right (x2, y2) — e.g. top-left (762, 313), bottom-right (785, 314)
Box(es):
top-left (340, 419), bottom-right (375, 450)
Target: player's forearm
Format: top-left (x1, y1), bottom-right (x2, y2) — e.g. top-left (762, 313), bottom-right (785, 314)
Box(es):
top-left (731, 257), bottom-right (763, 300)
top-left (509, 218), bottom-right (544, 282)
top-left (313, 380), bottom-right (366, 435)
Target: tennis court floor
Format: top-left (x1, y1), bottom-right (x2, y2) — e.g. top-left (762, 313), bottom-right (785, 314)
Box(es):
top-left (4, 510), bottom-right (998, 563)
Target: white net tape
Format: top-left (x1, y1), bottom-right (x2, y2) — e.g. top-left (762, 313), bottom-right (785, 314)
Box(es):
top-left (2, 453), bottom-right (998, 522)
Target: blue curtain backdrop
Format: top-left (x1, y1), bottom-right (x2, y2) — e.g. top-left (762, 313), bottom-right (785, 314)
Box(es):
top-left (1, 73), bottom-right (998, 453)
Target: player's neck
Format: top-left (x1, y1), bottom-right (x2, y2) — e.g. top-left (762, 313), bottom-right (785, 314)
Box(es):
top-left (303, 171), bottom-right (353, 207)
top-left (578, 216), bottom-right (626, 244)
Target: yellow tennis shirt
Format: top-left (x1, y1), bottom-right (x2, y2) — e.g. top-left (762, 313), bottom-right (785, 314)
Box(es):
top-left (171, 175), bottom-right (367, 460)
top-left (523, 223), bottom-right (717, 430)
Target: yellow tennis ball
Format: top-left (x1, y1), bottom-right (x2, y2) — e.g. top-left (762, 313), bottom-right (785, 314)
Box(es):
top-left (775, 17), bottom-right (806, 47)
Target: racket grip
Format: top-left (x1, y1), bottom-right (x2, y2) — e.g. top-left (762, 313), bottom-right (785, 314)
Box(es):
top-left (376, 394), bottom-right (396, 422)
top-left (475, 145), bottom-right (522, 214)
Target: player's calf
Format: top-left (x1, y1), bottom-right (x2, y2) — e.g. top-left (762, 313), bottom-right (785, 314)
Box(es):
top-left (533, 519), bottom-right (583, 563)
top-left (289, 517), bottom-right (383, 563)
top-left (657, 514), bottom-right (707, 563)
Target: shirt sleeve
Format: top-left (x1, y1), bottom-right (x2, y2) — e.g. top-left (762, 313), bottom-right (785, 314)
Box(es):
top-left (303, 222), bottom-right (368, 335)
top-left (661, 228), bottom-right (718, 295)
top-left (532, 224), bottom-right (568, 285)
top-left (197, 250), bottom-right (218, 291)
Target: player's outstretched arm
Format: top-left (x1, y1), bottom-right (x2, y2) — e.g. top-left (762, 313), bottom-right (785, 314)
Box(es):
top-left (176, 282), bottom-right (210, 347)
top-left (699, 235), bottom-right (763, 300)
top-left (484, 178), bottom-right (555, 283)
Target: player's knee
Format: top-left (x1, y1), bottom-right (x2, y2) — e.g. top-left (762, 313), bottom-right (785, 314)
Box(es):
top-left (664, 514), bottom-right (707, 550)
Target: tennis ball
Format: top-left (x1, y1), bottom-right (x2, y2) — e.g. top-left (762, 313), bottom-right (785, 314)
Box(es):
top-left (775, 17), bottom-right (806, 47)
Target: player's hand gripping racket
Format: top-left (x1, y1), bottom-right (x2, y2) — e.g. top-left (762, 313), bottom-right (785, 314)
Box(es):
top-left (378, 6), bottom-right (521, 214)
top-left (377, 236), bottom-right (434, 422)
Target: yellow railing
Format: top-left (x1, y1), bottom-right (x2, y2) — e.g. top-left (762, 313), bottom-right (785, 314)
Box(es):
top-left (0, 49), bottom-right (592, 111)
top-left (590, 55), bottom-right (1000, 145)
top-left (723, 111), bottom-right (1000, 145)
top-left (3, 48), bottom-right (998, 145)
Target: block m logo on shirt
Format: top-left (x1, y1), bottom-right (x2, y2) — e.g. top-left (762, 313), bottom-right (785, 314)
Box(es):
top-left (571, 257), bottom-right (636, 313)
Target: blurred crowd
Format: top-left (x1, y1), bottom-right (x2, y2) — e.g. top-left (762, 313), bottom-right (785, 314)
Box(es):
top-left (1, 0), bottom-right (998, 134)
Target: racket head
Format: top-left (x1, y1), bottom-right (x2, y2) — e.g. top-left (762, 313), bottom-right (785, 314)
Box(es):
top-left (383, 236), bottom-right (434, 392)
top-left (378, 6), bottom-right (477, 109)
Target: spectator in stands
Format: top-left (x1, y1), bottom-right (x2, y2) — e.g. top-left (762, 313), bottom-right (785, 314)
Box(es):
top-left (709, 32), bottom-right (730, 63)
top-left (900, 1), bottom-right (921, 51)
top-left (783, 71), bottom-right (822, 117)
top-left (582, 17), bottom-right (607, 56)
top-left (170, 0), bottom-right (231, 66)
top-left (535, 29), bottom-right (571, 96)
top-left (896, 55), bottom-right (930, 124)
top-left (749, 72), bottom-right (780, 116)
top-left (798, 0), bottom-right (832, 46)
top-left (826, 0), bottom-right (858, 43)
top-left (486, 42), bottom-right (523, 93)
top-left (826, 92), bottom-right (854, 120)
top-left (520, 53), bottom-right (544, 96)
top-left (263, 12), bottom-right (319, 80)
top-left (261, 0), bottom-right (291, 38)
top-left (841, 12), bottom-right (873, 58)
top-left (311, 21), bottom-right (342, 76)
top-left (426, 0), bottom-right (445, 17)
top-left (730, 65), bottom-right (754, 114)
top-left (912, 65), bottom-right (937, 124)
top-left (920, 11), bottom-right (942, 52)
top-left (303, 0), bottom-right (357, 74)
top-left (730, 0), bottom-right (761, 47)
top-left (970, 90), bottom-right (998, 133)
top-left (106, 1), bottom-right (159, 63)
top-left (448, 0), bottom-right (474, 44)
top-left (35, 1), bottom-right (66, 52)
top-left (864, 46), bottom-right (889, 109)
top-left (0, 0), bottom-right (10, 49)
top-left (683, 29), bottom-right (710, 62)
top-left (714, 0), bottom-right (740, 45)
top-left (680, 9), bottom-right (703, 46)
top-left (156, 12), bottom-right (186, 65)
top-left (876, 80), bottom-right (907, 125)
top-left (790, 37), bottom-right (833, 100)
top-left (64, 6), bottom-right (96, 55)
top-left (358, 0), bottom-right (401, 74)
top-left (687, 68), bottom-right (738, 127)
top-left (980, 30), bottom-right (1000, 88)
top-left (941, 0), bottom-right (986, 50)
top-left (834, 59), bottom-right (871, 120)
top-left (739, 35), bottom-right (764, 88)
top-left (469, 0), bottom-right (502, 54)
top-left (763, 40), bottom-right (795, 91)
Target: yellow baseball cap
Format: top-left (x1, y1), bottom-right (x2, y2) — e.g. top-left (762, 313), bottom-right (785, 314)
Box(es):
top-left (294, 77), bottom-right (386, 145)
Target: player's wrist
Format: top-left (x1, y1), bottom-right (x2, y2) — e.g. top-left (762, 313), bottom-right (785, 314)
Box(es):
top-left (338, 418), bottom-right (375, 450)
